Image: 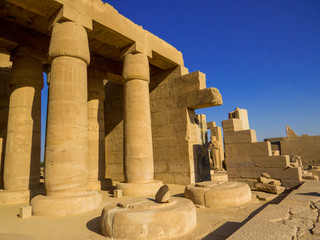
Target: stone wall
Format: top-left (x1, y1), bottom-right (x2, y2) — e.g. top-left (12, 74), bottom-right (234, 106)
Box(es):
top-left (104, 66), bottom-right (218, 185)
top-left (280, 127), bottom-right (320, 167)
top-left (224, 108), bottom-right (302, 188)
top-left (104, 82), bottom-right (124, 181)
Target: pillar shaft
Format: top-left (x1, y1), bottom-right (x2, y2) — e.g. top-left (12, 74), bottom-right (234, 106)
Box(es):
top-left (44, 21), bottom-right (90, 197)
top-left (123, 53), bottom-right (154, 183)
top-left (0, 53), bottom-right (11, 189)
top-left (87, 67), bottom-right (105, 188)
top-left (4, 53), bottom-right (43, 191)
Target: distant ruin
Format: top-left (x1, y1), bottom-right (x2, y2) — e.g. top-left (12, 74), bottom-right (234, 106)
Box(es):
top-left (222, 107), bottom-right (302, 188)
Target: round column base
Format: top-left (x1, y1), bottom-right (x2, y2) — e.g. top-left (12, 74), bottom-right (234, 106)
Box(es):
top-left (0, 189), bottom-right (29, 204)
top-left (100, 197), bottom-right (197, 239)
top-left (31, 191), bottom-right (101, 216)
top-left (185, 181), bottom-right (252, 207)
top-left (116, 180), bottom-right (163, 197)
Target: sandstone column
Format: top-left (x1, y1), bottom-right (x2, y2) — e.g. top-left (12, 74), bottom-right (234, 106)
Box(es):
top-left (116, 53), bottom-right (162, 196)
top-left (87, 67), bottom-right (106, 190)
top-left (0, 48), bottom-right (42, 204)
top-left (31, 21), bottom-right (100, 216)
top-left (0, 53), bottom-right (11, 190)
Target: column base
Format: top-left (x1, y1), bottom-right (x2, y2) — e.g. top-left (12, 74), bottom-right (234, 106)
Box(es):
top-left (116, 180), bottom-right (163, 197)
top-left (31, 191), bottom-right (101, 216)
top-left (0, 189), bottom-right (30, 204)
top-left (101, 197), bottom-right (197, 239)
top-left (87, 179), bottom-right (113, 191)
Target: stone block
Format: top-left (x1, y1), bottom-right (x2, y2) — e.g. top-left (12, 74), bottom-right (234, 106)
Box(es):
top-left (113, 189), bottom-right (122, 198)
top-left (282, 167), bottom-right (302, 180)
top-left (254, 182), bottom-right (285, 194)
top-left (253, 155), bottom-right (290, 168)
top-left (19, 206), bottom-right (32, 218)
top-left (225, 142), bottom-right (272, 157)
top-left (224, 129), bottom-right (257, 144)
top-left (207, 121), bottom-right (216, 129)
top-left (258, 177), bottom-right (281, 186)
top-left (228, 108), bottom-right (250, 130)
top-left (222, 119), bottom-right (244, 133)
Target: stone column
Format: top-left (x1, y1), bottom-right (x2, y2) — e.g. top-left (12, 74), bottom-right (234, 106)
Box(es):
top-left (31, 21), bottom-right (101, 216)
top-left (87, 67), bottom-right (106, 190)
top-left (0, 53), bottom-right (11, 190)
top-left (0, 48), bottom-right (43, 204)
top-left (116, 53), bottom-right (162, 196)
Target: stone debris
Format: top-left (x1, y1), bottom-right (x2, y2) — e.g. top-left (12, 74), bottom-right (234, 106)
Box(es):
top-left (228, 181), bottom-right (320, 240)
top-left (19, 205), bottom-right (32, 218)
top-left (254, 182), bottom-right (285, 195)
top-left (261, 173), bottom-right (271, 179)
top-left (155, 185), bottom-right (170, 203)
top-left (258, 176), bottom-right (281, 186)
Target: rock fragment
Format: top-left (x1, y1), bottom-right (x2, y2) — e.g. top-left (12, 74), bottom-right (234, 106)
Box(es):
top-left (254, 182), bottom-right (285, 195)
top-left (155, 185), bottom-right (170, 203)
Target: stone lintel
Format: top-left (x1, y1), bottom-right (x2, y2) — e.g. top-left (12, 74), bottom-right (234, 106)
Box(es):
top-left (49, 4), bottom-right (93, 31)
top-left (121, 42), bottom-right (152, 59)
top-left (90, 53), bottom-right (122, 76)
top-left (0, 19), bottom-right (49, 62)
top-left (185, 88), bottom-right (223, 109)
top-left (104, 72), bottom-right (123, 85)
top-left (5, 0), bottom-right (61, 17)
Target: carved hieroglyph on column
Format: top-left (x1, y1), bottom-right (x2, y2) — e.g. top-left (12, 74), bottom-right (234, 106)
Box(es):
top-left (31, 21), bottom-right (101, 216)
top-left (117, 53), bottom-right (162, 196)
top-left (0, 48), bottom-right (42, 204)
top-left (87, 67), bottom-right (106, 190)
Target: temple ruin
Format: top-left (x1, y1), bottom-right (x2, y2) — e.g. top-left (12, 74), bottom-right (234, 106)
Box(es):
top-left (1, 1), bottom-right (320, 240)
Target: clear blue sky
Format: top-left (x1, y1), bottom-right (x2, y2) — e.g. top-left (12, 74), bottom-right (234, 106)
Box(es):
top-left (41, 0), bottom-right (320, 161)
top-left (104, 0), bottom-right (320, 140)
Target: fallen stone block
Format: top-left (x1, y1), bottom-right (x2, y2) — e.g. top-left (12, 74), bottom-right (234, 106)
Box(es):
top-left (254, 182), bottom-right (285, 194)
top-left (155, 185), bottom-right (170, 203)
top-left (258, 176), bottom-right (281, 186)
top-left (261, 173), bottom-right (271, 179)
top-left (19, 205), bottom-right (32, 218)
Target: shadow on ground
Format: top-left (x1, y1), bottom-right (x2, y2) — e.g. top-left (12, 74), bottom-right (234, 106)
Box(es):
top-left (86, 217), bottom-right (104, 237)
top-left (201, 190), bottom-right (291, 239)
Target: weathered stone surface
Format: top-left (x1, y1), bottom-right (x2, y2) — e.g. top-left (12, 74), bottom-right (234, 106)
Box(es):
top-left (229, 182), bottom-right (320, 240)
top-left (224, 129), bottom-right (257, 144)
top-left (225, 142), bottom-right (272, 158)
top-left (100, 197), bottom-right (197, 239)
top-left (155, 184), bottom-right (170, 203)
top-left (254, 182), bottom-right (285, 194)
top-left (185, 181), bottom-right (252, 207)
top-left (258, 176), bottom-right (281, 186)
top-left (261, 173), bottom-right (271, 179)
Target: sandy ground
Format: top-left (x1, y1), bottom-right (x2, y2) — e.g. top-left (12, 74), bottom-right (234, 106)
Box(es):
top-left (0, 184), bottom-right (287, 240)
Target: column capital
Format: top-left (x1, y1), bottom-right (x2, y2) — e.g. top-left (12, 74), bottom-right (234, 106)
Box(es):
top-left (11, 47), bottom-right (46, 63)
top-left (122, 53), bottom-right (150, 82)
top-left (49, 21), bottom-right (90, 65)
top-left (9, 51), bottom-right (43, 90)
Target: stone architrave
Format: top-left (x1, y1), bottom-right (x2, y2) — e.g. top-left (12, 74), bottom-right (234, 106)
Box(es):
top-left (87, 67), bottom-right (106, 190)
top-left (116, 53), bottom-right (162, 196)
top-left (31, 21), bottom-right (100, 216)
top-left (0, 48), bottom-right (43, 204)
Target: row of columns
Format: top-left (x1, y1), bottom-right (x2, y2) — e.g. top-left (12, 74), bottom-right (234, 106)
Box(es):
top-left (0, 20), bottom-right (160, 215)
